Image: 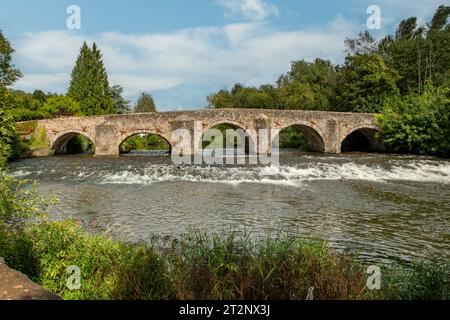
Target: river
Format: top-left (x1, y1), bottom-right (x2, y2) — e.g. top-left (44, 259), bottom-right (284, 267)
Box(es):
top-left (8, 152), bottom-right (450, 263)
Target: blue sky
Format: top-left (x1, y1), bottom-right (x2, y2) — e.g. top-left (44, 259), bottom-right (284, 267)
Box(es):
top-left (0, 0), bottom-right (446, 110)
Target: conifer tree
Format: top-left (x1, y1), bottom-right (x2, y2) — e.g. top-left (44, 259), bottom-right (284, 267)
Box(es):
top-left (68, 42), bottom-right (114, 115)
top-left (134, 92), bottom-right (156, 113)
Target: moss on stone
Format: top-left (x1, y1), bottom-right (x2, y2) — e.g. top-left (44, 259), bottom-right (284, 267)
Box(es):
top-left (27, 126), bottom-right (49, 150)
top-left (14, 121), bottom-right (38, 136)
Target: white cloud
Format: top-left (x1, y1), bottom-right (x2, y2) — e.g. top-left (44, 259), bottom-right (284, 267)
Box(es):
top-left (216, 0), bottom-right (279, 21)
top-left (15, 73), bottom-right (70, 92)
top-left (12, 17), bottom-right (358, 108)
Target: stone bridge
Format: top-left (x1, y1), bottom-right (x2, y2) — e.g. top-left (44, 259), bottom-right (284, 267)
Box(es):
top-left (18, 109), bottom-right (383, 157)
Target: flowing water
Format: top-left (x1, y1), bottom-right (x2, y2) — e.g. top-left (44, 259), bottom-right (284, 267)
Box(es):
top-left (8, 152), bottom-right (450, 263)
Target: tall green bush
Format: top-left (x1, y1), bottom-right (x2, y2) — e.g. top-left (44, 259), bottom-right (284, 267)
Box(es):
top-left (377, 84), bottom-right (450, 155)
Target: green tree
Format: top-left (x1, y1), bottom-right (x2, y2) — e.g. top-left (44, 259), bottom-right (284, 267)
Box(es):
top-left (278, 58), bottom-right (338, 110)
top-left (380, 5), bottom-right (450, 93)
top-left (110, 85), bottom-right (131, 114)
top-left (335, 54), bottom-right (400, 113)
top-left (32, 90), bottom-right (47, 104)
top-left (377, 82), bottom-right (450, 155)
top-left (2, 90), bottom-right (50, 121)
top-left (0, 30), bottom-right (22, 95)
top-left (67, 42), bottom-right (114, 115)
top-left (0, 109), bottom-right (20, 167)
top-left (207, 89), bottom-right (234, 109)
top-left (134, 92), bottom-right (156, 113)
top-left (344, 31), bottom-right (380, 56)
top-left (42, 96), bottom-right (82, 117)
top-left (207, 59), bottom-right (338, 111)
top-left (0, 30), bottom-right (22, 165)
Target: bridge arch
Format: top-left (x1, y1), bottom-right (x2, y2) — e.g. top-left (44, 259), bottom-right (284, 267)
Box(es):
top-left (50, 130), bottom-right (95, 155)
top-left (273, 121), bottom-right (326, 152)
top-left (340, 124), bottom-right (382, 152)
top-left (200, 120), bottom-right (255, 152)
top-left (117, 130), bottom-right (172, 154)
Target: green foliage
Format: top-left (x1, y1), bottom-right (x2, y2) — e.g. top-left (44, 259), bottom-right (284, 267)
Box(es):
top-left (278, 127), bottom-right (307, 149)
top-left (14, 122), bottom-right (49, 156)
top-left (207, 59), bottom-right (337, 111)
top-left (201, 124), bottom-right (247, 150)
top-left (377, 260), bottom-right (450, 300)
top-left (0, 30), bottom-right (22, 88)
top-left (169, 232), bottom-right (369, 300)
top-left (134, 92), bottom-right (156, 113)
top-left (4, 90), bottom-right (87, 121)
top-left (2, 90), bottom-right (50, 121)
top-left (110, 84), bottom-right (131, 114)
top-left (42, 96), bottom-right (82, 117)
top-left (344, 31), bottom-right (379, 56)
top-left (26, 127), bottom-right (49, 151)
top-left (279, 58), bottom-right (338, 110)
top-left (65, 135), bottom-right (95, 154)
top-left (0, 172), bottom-right (53, 275)
top-left (24, 221), bottom-right (171, 300)
top-left (0, 109), bottom-right (22, 167)
top-left (0, 31), bottom-right (24, 164)
top-left (335, 54), bottom-right (400, 113)
top-left (379, 5), bottom-right (450, 94)
top-left (120, 134), bottom-right (169, 153)
top-left (68, 42), bottom-right (115, 116)
top-left (207, 84), bottom-right (279, 109)
top-left (377, 83), bottom-right (450, 155)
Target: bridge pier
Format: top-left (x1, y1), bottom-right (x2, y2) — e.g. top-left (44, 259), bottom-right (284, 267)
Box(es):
top-left (254, 114), bottom-right (272, 155)
top-left (323, 119), bottom-right (341, 154)
top-left (94, 125), bottom-right (120, 156)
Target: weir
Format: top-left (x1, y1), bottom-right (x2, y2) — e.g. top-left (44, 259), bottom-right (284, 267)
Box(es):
top-left (16, 108), bottom-right (383, 157)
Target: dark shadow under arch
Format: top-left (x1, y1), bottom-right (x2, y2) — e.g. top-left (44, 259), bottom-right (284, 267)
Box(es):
top-left (274, 124), bottom-right (325, 152)
top-left (51, 132), bottom-right (95, 155)
top-left (341, 128), bottom-right (384, 152)
top-left (119, 132), bottom-right (171, 155)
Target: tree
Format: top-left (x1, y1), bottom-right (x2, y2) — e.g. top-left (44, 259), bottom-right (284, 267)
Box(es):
top-left (0, 30), bottom-right (22, 92)
top-left (278, 58), bottom-right (338, 110)
top-left (0, 109), bottom-right (18, 167)
top-left (380, 5), bottom-right (450, 93)
top-left (67, 42), bottom-right (115, 115)
top-left (207, 89), bottom-right (235, 109)
top-left (42, 96), bottom-right (82, 117)
top-left (32, 90), bottom-right (47, 104)
top-left (345, 31), bottom-right (379, 56)
top-left (0, 30), bottom-right (21, 165)
top-left (335, 54), bottom-right (400, 113)
top-left (377, 82), bottom-right (450, 155)
top-left (134, 92), bottom-right (156, 113)
top-left (110, 85), bottom-right (131, 114)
